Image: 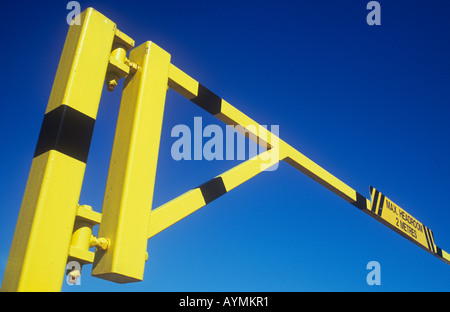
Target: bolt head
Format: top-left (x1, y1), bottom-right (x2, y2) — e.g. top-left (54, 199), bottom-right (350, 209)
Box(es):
top-left (106, 78), bottom-right (118, 92)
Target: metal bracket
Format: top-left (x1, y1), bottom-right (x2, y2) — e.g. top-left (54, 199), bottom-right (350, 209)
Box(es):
top-left (105, 28), bottom-right (137, 91)
top-left (68, 205), bottom-right (107, 265)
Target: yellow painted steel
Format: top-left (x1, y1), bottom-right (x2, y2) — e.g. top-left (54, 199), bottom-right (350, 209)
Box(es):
top-left (282, 143), bottom-right (359, 204)
top-left (443, 250), bottom-right (450, 264)
top-left (4, 7), bottom-right (450, 292)
top-left (168, 64), bottom-right (198, 100)
top-left (1, 8), bottom-right (117, 292)
top-left (68, 205), bottom-right (103, 265)
top-left (217, 100), bottom-right (279, 149)
top-left (148, 189), bottom-right (206, 238)
top-left (2, 153), bottom-right (86, 291)
top-left (91, 41), bottom-right (171, 283)
top-left (105, 29), bottom-right (135, 91)
top-left (45, 8), bottom-right (117, 119)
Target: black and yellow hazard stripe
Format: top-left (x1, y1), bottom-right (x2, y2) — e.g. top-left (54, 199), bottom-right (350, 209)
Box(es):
top-left (365, 187), bottom-right (450, 264)
top-left (351, 192), bottom-right (369, 210)
top-left (147, 176), bottom-right (230, 239)
top-left (424, 225), bottom-right (436, 254)
top-left (190, 84), bottom-right (223, 116)
top-left (167, 64), bottom-right (279, 150)
top-left (369, 186), bottom-right (385, 217)
top-left (148, 149), bottom-right (278, 238)
top-left (197, 176), bottom-right (228, 204)
top-left (167, 65), bottom-right (222, 116)
top-left (34, 105), bottom-right (95, 164)
top-left (422, 227), bottom-right (450, 264)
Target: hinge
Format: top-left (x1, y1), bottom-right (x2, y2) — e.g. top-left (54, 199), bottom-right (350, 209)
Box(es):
top-left (105, 28), bottom-right (138, 91)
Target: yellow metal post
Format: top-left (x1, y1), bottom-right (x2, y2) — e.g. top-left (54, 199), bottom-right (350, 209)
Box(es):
top-left (1, 8), bottom-right (117, 291)
top-left (92, 42), bottom-right (171, 283)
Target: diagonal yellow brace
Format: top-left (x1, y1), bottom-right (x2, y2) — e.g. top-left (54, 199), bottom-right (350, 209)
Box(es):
top-left (148, 148), bottom-right (284, 238)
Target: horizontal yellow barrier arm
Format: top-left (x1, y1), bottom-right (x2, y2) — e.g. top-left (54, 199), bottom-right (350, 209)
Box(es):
top-left (164, 63), bottom-right (450, 266)
top-left (168, 64), bottom-right (364, 208)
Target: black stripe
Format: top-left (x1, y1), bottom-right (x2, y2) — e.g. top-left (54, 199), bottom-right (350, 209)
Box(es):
top-left (34, 105), bottom-right (95, 163)
top-left (424, 226), bottom-right (432, 252)
top-left (190, 84), bottom-right (222, 115)
top-left (198, 177), bottom-right (227, 204)
top-left (371, 190), bottom-right (379, 213)
top-left (436, 246), bottom-right (443, 257)
top-left (352, 192), bottom-right (367, 210)
top-left (377, 194), bottom-right (385, 216)
top-left (427, 228), bottom-right (436, 253)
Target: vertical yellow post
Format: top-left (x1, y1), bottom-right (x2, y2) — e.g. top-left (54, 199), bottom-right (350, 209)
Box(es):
top-left (92, 42), bottom-right (171, 283)
top-left (1, 8), bottom-right (116, 291)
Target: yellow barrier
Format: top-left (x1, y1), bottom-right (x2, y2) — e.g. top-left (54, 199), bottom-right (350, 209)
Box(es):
top-left (1, 7), bottom-right (448, 291)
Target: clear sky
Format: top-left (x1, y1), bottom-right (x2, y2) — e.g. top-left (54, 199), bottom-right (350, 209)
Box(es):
top-left (1, 0), bottom-right (450, 292)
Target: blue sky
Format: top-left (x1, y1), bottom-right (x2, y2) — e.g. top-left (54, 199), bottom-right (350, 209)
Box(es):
top-left (1, 0), bottom-right (450, 291)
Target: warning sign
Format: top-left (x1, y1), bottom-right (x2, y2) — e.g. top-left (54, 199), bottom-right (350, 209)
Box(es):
top-left (369, 187), bottom-right (436, 253)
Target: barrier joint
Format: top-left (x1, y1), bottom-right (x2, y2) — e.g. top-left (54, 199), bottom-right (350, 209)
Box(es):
top-left (105, 28), bottom-right (136, 91)
top-left (68, 205), bottom-right (107, 266)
